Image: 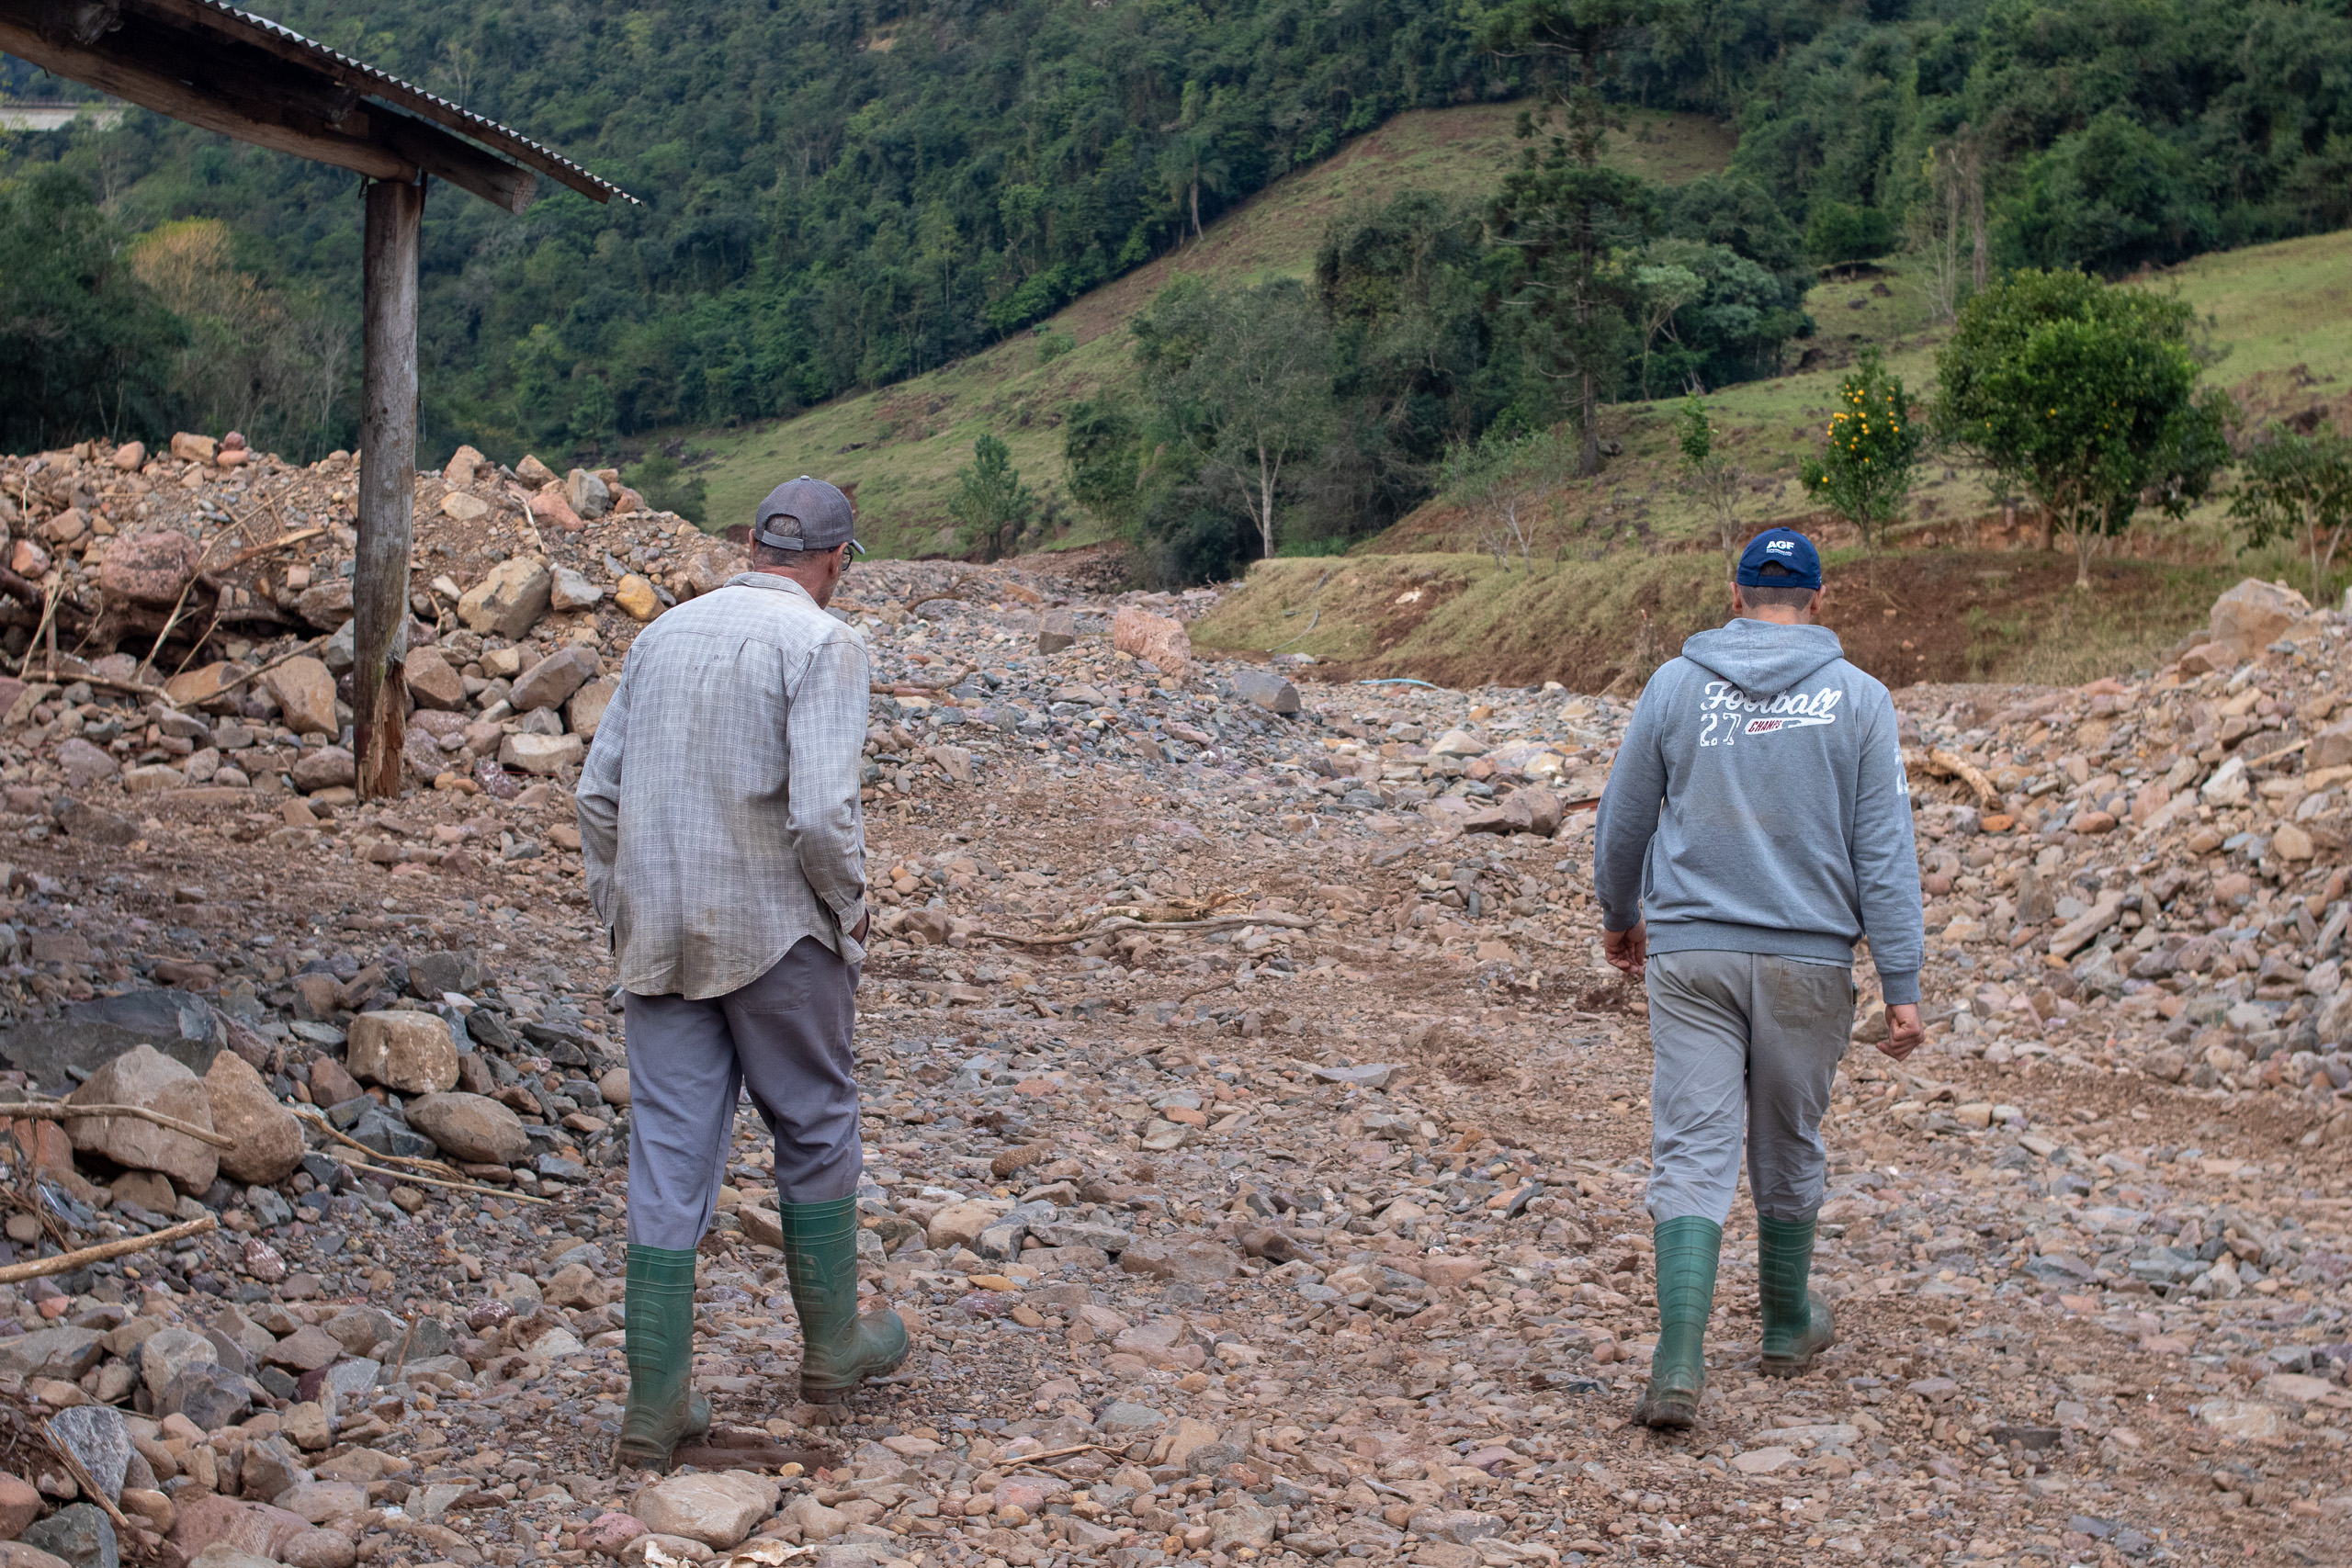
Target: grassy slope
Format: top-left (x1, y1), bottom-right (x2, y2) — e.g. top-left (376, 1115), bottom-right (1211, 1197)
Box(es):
top-left (1192, 227), bottom-right (2352, 690)
top-left (690, 105), bottom-right (1735, 556)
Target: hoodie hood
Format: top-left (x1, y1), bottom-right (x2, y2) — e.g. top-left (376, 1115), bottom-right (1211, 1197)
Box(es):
top-left (1679, 620), bottom-right (1846, 700)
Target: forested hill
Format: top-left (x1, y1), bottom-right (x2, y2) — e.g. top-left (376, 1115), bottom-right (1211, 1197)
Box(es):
top-left (6, 0), bottom-right (2352, 469)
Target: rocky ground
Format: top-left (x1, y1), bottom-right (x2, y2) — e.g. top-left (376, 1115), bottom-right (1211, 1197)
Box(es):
top-left (0, 437), bottom-right (2341, 1568)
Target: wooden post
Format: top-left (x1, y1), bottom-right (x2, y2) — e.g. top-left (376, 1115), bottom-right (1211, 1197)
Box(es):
top-left (355, 175), bottom-right (424, 799)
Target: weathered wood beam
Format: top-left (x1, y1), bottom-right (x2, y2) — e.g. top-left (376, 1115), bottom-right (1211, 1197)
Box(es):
top-left (378, 111), bottom-right (536, 214)
top-left (353, 176), bottom-right (422, 801)
top-left (0, 11), bottom-right (412, 180)
top-left (133, 0), bottom-right (616, 203)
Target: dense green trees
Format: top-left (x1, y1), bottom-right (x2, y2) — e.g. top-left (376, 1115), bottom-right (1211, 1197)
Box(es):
top-left (8, 0), bottom-right (2352, 476)
top-left (0, 168), bottom-right (185, 453)
top-left (1935, 269), bottom-right (2232, 587)
top-left (2231, 423), bottom-right (2352, 606)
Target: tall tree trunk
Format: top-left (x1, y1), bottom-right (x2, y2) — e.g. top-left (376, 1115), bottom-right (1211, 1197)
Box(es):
top-left (1258, 441), bottom-right (1278, 558)
top-left (1191, 180), bottom-right (1202, 241)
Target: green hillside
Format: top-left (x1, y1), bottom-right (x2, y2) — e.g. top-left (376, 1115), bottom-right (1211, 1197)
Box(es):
top-left (1356, 227), bottom-right (2352, 560)
top-left (12, 0), bottom-right (2352, 476)
top-left (693, 105), bottom-right (1736, 555)
top-left (1187, 225), bottom-right (2352, 691)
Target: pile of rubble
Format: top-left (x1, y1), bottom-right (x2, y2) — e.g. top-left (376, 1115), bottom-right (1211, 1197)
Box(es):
top-left (0, 430), bottom-right (2338, 1568)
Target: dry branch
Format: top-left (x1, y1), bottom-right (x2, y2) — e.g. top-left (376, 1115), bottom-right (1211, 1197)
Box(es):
top-left (0, 1213), bottom-right (216, 1285)
top-left (0, 1101), bottom-right (236, 1149)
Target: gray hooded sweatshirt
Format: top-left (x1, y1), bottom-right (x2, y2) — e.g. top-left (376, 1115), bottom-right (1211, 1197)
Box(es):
top-left (1594, 619), bottom-right (1924, 1005)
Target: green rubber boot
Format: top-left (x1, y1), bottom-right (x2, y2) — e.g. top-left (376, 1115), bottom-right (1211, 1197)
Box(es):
top-left (780, 1198), bottom-right (910, 1403)
top-left (1634, 1216), bottom-right (1721, 1430)
top-left (616, 1245), bottom-right (713, 1472)
top-left (1758, 1213), bottom-right (1837, 1377)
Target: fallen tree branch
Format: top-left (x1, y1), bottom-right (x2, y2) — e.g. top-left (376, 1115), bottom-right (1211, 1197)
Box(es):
top-left (295, 1106), bottom-right (462, 1178)
top-left (17, 670), bottom-right (177, 705)
top-left (318, 1151), bottom-right (550, 1204)
top-left (0, 1212), bottom-right (216, 1285)
top-left (229, 527), bottom-right (325, 567)
top-left (979, 911), bottom-right (1316, 948)
top-left (2245, 736), bottom-right (2309, 769)
top-left (873, 665), bottom-right (974, 698)
top-left (0, 1101), bottom-right (236, 1149)
top-left (0, 567), bottom-right (42, 611)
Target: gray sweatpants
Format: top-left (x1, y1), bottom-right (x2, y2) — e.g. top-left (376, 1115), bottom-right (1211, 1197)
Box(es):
top-left (624, 936), bottom-right (863, 1249)
top-left (1644, 950), bottom-right (1854, 1225)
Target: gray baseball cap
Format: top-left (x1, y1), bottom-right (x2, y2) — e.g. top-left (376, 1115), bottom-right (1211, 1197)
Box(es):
top-left (753, 476), bottom-right (865, 555)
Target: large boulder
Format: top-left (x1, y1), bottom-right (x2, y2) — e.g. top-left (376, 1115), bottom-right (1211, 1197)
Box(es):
top-left (264, 658), bottom-right (338, 738)
top-left (168, 1496), bottom-right (309, 1562)
top-left (288, 748), bottom-right (355, 794)
top-left (1112, 606), bottom-right (1192, 680)
top-left (66, 1043), bottom-right (218, 1194)
top-left (401, 649), bottom-right (466, 711)
top-left (442, 445), bottom-right (490, 488)
top-left (203, 1052), bottom-right (303, 1185)
top-left (345, 1012), bottom-right (458, 1095)
top-left (136, 1327), bottom-right (217, 1400)
top-left (509, 646), bottom-right (599, 713)
top-left (97, 532), bottom-right (206, 608)
top-left (567, 678), bottom-right (617, 740)
top-left (0, 1328), bottom-right (104, 1383)
top-left (458, 558), bottom-right (552, 640)
top-left (564, 469), bottom-right (612, 520)
top-left (499, 732), bottom-right (584, 776)
top-left (403, 1092), bottom-right (528, 1164)
top-left (629, 1472), bottom-right (778, 1550)
top-left (2209, 578), bottom-right (2311, 656)
top-left (292, 581), bottom-right (354, 632)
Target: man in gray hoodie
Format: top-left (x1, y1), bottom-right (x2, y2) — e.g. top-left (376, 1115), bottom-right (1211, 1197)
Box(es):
top-left (1594, 527), bottom-right (1926, 1430)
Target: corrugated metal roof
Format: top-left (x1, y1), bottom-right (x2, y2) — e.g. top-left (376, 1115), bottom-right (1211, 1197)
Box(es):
top-left (154, 0), bottom-right (639, 204)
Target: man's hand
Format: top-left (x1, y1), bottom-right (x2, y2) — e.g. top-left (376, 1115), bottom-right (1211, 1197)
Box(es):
top-left (1603, 921), bottom-right (1648, 980)
top-left (852, 911), bottom-right (871, 946)
top-left (1879, 1002), bottom-right (1925, 1061)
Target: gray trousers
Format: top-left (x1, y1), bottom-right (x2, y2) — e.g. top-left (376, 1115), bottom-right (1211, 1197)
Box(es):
top-left (1644, 950), bottom-right (1853, 1225)
top-left (624, 936), bottom-right (863, 1249)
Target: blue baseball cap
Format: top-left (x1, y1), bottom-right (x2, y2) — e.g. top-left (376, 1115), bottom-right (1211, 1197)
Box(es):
top-left (1736, 527), bottom-right (1822, 590)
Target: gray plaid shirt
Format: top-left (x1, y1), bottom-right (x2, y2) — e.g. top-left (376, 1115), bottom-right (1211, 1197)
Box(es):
top-left (577, 571), bottom-right (870, 999)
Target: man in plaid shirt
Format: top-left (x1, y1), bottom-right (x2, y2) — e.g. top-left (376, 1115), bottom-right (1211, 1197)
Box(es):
top-left (579, 476), bottom-right (907, 1472)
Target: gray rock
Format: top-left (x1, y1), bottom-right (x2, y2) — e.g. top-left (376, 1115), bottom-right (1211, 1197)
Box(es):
top-left (324, 1306), bottom-right (402, 1358)
top-left (565, 469), bottom-right (611, 520)
top-left (1031, 1219), bottom-right (1136, 1253)
top-left (159, 1362), bottom-right (253, 1428)
top-left (1098, 1402), bottom-right (1165, 1433)
top-left (0, 1325), bottom-right (105, 1382)
top-left (535, 1154), bottom-right (590, 1184)
top-left (23, 1505), bottom-right (116, 1568)
top-left (0, 989), bottom-right (225, 1090)
top-left (322, 1359), bottom-right (381, 1399)
top-left (346, 1102), bottom-right (435, 1160)
top-left (46, 1406), bottom-right (130, 1502)
top-left (973, 1201), bottom-right (1059, 1262)
top-left (1037, 609), bottom-right (1078, 655)
top-left (406, 951), bottom-right (482, 1000)
top-left (240, 1436), bottom-right (310, 1503)
top-left (1309, 1063), bottom-right (1397, 1089)
top-left (246, 1186), bottom-right (294, 1228)
top-left (1229, 668), bottom-right (1300, 715)
top-left (136, 1326), bottom-right (218, 1398)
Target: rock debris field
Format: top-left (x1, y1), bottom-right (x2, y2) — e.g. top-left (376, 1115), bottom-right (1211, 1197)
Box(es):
top-left (0, 435), bottom-right (2344, 1568)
